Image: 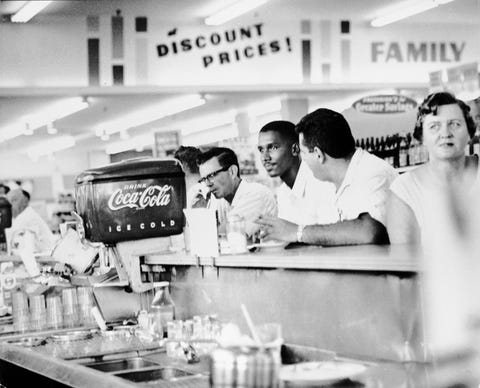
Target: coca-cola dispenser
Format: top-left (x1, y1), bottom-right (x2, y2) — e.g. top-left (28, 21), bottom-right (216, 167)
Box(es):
top-left (75, 158), bottom-right (186, 293)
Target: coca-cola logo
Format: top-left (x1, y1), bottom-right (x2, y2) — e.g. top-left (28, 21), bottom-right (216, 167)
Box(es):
top-left (108, 184), bottom-right (172, 211)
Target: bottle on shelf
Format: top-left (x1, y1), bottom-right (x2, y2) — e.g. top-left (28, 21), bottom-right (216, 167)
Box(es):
top-left (398, 133), bottom-right (409, 168)
top-left (150, 283), bottom-right (175, 337)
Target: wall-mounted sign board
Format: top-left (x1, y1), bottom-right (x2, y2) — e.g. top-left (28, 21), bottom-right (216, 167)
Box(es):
top-left (352, 95), bottom-right (417, 114)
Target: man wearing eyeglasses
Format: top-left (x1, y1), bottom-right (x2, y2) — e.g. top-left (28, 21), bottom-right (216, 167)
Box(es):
top-left (197, 147), bottom-right (277, 237)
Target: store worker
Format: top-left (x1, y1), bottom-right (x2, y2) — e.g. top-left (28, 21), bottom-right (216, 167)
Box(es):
top-left (6, 189), bottom-right (56, 253)
top-left (174, 145), bottom-right (209, 208)
top-left (257, 120), bottom-right (337, 225)
top-left (387, 92), bottom-right (478, 244)
top-left (256, 108), bottom-right (397, 246)
top-left (197, 147), bottom-right (277, 237)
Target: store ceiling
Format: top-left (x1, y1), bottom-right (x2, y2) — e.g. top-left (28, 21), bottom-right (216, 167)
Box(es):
top-left (0, 0), bottom-right (478, 157)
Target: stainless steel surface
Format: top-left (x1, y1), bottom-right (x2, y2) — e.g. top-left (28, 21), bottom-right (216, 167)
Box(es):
top-left (114, 367), bottom-right (197, 383)
top-left (83, 357), bottom-right (160, 373)
top-left (7, 336), bottom-right (46, 347)
top-left (50, 330), bottom-right (93, 343)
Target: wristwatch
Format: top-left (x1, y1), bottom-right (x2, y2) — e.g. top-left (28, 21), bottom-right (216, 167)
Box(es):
top-left (296, 224), bottom-right (305, 243)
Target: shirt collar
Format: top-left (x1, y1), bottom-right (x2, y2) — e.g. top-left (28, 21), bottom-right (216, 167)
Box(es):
top-left (290, 161), bottom-right (312, 197)
top-left (335, 148), bottom-right (363, 200)
top-left (230, 179), bottom-right (246, 207)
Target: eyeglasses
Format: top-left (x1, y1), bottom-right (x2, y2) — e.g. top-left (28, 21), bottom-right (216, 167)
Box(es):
top-left (198, 165), bottom-right (230, 184)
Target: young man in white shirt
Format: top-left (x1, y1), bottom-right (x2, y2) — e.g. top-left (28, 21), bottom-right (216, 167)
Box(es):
top-left (256, 109), bottom-right (397, 246)
top-left (257, 120), bottom-right (337, 225)
top-left (197, 147), bottom-right (277, 237)
top-left (7, 189), bottom-right (56, 253)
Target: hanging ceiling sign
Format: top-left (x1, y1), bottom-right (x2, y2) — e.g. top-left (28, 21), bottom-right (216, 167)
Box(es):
top-left (352, 95), bottom-right (417, 114)
top-left (155, 23), bottom-right (292, 69)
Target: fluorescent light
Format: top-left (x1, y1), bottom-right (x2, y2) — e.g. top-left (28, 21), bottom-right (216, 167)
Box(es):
top-left (0, 97), bottom-right (89, 143)
top-left (180, 110), bottom-right (236, 136)
top-left (371, 0), bottom-right (456, 27)
top-left (26, 135), bottom-right (76, 158)
top-left (246, 97), bottom-right (281, 117)
top-left (105, 134), bottom-right (154, 155)
top-left (11, 1), bottom-right (52, 23)
top-left (205, 0), bottom-right (269, 26)
top-left (95, 94), bottom-right (205, 137)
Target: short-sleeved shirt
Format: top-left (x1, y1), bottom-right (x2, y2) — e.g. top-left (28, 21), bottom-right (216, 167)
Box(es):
top-left (390, 161), bottom-right (480, 235)
top-left (335, 148), bottom-right (398, 225)
top-left (276, 162), bottom-right (337, 225)
top-left (211, 180), bottom-right (277, 236)
top-left (10, 206), bottom-right (57, 253)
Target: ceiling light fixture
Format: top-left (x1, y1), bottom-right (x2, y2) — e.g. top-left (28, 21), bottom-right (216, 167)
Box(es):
top-left (370, 0), bottom-right (456, 27)
top-left (95, 94), bottom-right (206, 137)
top-left (105, 133), bottom-right (153, 155)
top-left (205, 0), bottom-right (270, 26)
top-left (26, 135), bottom-right (76, 159)
top-left (11, 1), bottom-right (52, 23)
top-left (0, 97), bottom-right (89, 143)
top-left (180, 110), bottom-right (236, 136)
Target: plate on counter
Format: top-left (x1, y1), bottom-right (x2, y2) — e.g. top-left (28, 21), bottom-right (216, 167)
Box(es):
top-left (280, 361), bottom-right (367, 386)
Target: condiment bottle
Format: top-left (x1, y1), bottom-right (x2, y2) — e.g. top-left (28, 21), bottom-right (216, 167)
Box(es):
top-left (150, 283), bottom-right (175, 337)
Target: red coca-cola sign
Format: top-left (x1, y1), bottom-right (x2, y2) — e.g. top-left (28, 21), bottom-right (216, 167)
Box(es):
top-left (75, 159), bottom-right (186, 244)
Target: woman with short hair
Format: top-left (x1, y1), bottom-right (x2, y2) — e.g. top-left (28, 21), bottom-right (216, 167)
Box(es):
top-left (387, 92), bottom-right (478, 244)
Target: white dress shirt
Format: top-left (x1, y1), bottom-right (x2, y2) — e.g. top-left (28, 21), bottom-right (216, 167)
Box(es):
top-left (276, 162), bottom-right (337, 225)
top-left (212, 180), bottom-right (277, 236)
top-left (334, 148), bottom-right (398, 225)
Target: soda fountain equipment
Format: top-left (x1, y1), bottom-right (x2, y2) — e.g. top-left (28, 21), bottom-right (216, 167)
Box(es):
top-left (74, 158), bottom-right (186, 293)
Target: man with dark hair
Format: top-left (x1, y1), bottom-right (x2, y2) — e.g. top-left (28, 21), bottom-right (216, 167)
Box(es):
top-left (174, 145), bottom-right (208, 208)
top-left (6, 189), bottom-right (56, 253)
top-left (256, 108), bottom-right (397, 246)
top-left (197, 147), bottom-right (277, 236)
top-left (258, 120), bottom-right (337, 225)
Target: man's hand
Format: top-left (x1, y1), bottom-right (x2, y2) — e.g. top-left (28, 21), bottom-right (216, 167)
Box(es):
top-left (191, 191), bottom-right (211, 209)
top-left (254, 215), bottom-right (298, 242)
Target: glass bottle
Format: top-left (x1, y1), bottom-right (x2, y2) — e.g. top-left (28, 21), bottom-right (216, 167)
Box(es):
top-left (150, 283), bottom-right (175, 337)
top-left (226, 214), bottom-right (247, 254)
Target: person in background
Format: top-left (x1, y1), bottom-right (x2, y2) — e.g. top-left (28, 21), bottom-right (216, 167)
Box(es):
top-left (256, 108), bottom-right (397, 246)
top-left (197, 147), bottom-right (277, 237)
top-left (6, 189), bottom-right (57, 253)
top-left (0, 184), bottom-right (9, 196)
top-left (387, 92), bottom-right (478, 244)
top-left (258, 120), bottom-right (337, 226)
top-left (467, 98), bottom-right (480, 131)
top-left (174, 145), bottom-right (209, 208)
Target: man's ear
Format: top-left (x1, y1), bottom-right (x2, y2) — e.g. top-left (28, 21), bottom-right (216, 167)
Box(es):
top-left (291, 143), bottom-right (299, 156)
top-left (313, 147), bottom-right (326, 163)
top-left (229, 164), bottom-right (239, 177)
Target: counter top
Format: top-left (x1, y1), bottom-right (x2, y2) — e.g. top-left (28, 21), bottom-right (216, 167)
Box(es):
top-left (145, 244), bottom-right (421, 273)
top-left (1, 340), bottom-right (476, 388)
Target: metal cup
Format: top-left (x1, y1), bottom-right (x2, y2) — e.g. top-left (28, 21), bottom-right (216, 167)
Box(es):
top-left (29, 294), bottom-right (47, 331)
top-left (77, 287), bottom-right (94, 325)
top-left (46, 295), bottom-right (64, 329)
top-left (12, 291), bottom-right (29, 332)
top-left (62, 288), bottom-right (78, 327)
top-left (12, 290), bottom-right (29, 313)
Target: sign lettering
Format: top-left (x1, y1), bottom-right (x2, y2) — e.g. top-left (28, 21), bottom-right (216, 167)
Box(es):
top-left (107, 185), bottom-right (172, 211)
top-left (371, 41), bottom-right (465, 63)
